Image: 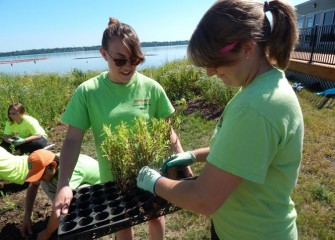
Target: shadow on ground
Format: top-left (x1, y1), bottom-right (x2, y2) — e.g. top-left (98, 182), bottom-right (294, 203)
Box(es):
top-left (0, 218), bottom-right (57, 240)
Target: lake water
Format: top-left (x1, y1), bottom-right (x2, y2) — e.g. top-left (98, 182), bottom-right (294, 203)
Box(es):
top-left (0, 45), bottom-right (188, 75)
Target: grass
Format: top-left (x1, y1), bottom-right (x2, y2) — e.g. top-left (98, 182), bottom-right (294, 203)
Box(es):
top-left (292, 90), bottom-right (335, 240)
top-left (0, 190), bottom-right (17, 212)
top-left (0, 60), bottom-right (334, 239)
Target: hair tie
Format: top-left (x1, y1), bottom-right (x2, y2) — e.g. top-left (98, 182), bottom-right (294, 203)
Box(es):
top-left (219, 42), bottom-right (238, 55)
top-left (264, 1), bottom-right (273, 32)
top-left (264, 1), bottom-right (270, 12)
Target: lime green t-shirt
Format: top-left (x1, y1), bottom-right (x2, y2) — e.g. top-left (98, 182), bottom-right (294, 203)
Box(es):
top-left (61, 71), bottom-right (175, 182)
top-left (4, 115), bottom-right (47, 139)
top-left (68, 154), bottom-right (101, 189)
top-left (207, 69), bottom-right (303, 240)
top-left (0, 147), bottom-right (28, 185)
top-left (41, 153), bottom-right (101, 200)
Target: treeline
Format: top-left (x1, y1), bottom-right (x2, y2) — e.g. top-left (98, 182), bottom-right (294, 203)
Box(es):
top-left (0, 40), bottom-right (189, 57)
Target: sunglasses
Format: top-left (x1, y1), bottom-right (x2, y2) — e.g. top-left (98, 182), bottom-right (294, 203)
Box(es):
top-left (105, 50), bottom-right (141, 67)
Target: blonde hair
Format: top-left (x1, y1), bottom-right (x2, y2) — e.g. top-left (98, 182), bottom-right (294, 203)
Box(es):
top-left (188, 0), bottom-right (299, 70)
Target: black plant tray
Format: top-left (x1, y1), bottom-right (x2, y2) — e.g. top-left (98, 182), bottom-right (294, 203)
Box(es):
top-left (57, 181), bottom-right (181, 240)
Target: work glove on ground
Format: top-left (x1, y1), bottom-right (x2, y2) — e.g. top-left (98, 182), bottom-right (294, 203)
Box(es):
top-left (13, 137), bottom-right (25, 146)
top-left (137, 166), bottom-right (163, 195)
top-left (317, 88), bottom-right (335, 96)
top-left (161, 151), bottom-right (196, 175)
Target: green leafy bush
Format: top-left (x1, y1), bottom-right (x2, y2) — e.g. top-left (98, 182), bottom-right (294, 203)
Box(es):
top-left (142, 59), bottom-right (204, 101)
top-left (195, 75), bottom-right (238, 107)
top-left (101, 117), bottom-right (171, 190)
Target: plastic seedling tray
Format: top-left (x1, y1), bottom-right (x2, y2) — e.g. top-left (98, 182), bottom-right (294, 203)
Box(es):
top-left (58, 181), bottom-right (181, 240)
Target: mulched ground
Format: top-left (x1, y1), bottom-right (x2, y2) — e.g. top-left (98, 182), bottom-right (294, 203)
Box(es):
top-left (0, 98), bottom-right (222, 240)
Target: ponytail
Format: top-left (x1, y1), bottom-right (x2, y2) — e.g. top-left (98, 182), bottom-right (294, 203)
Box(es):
top-left (266, 0), bottom-right (299, 70)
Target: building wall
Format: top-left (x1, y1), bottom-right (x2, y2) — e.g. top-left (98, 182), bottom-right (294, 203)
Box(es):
top-left (296, 0), bottom-right (335, 15)
top-left (296, 0), bottom-right (335, 28)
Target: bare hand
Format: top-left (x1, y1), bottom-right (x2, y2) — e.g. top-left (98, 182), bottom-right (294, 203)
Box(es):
top-left (53, 186), bottom-right (73, 219)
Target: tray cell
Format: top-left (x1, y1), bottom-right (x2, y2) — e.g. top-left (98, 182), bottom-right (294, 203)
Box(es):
top-left (79, 216), bottom-right (94, 226)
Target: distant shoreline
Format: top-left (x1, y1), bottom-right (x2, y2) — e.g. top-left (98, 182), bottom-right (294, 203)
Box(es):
top-left (0, 40), bottom-right (189, 58)
top-left (0, 58), bottom-right (48, 65)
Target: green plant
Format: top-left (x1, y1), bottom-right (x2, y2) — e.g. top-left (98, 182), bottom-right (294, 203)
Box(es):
top-left (0, 191), bottom-right (16, 211)
top-left (9, 143), bottom-right (16, 155)
top-left (195, 75), bottom-right (238, 107)
top-left (310, 184), bottom-right (333, 203)
top-left (101, 117), bottom-right (171, 190)
top-left (142, 59), bottom-right (204, 101)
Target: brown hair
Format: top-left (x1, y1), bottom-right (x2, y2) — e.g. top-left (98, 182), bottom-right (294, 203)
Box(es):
top-left (102, 17), bottom-right (145, 63)
top-left (187, 0), bottom-right (299, 70)
top-left (7, 103), bottom-right (26, 123)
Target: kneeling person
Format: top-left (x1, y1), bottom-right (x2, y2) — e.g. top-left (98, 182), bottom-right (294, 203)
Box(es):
top-left (20, 149), bottom-right (100, 240)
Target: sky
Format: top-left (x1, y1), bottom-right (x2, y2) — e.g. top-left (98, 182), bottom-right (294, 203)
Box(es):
top-left (0, 0), bottom-right (308, 53)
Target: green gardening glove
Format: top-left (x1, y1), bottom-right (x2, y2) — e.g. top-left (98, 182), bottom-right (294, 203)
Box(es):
top-left (161, 151), bottom-right (196, 176)
top-left (13, 137), bottom-right (25, 146)
top-left (137, 166), bottom-right (163, 195)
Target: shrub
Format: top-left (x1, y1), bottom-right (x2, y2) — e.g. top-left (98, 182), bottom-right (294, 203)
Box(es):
top-left (142, 59), bottom-right (204, 101)
top-left (195, 76), bottom-right (238, 107)
top-left (101, 117), bottom-right (171, 190)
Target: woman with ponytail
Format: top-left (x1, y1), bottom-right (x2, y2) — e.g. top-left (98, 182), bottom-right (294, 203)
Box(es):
top-left (137, 1), bottom-right (304, 239)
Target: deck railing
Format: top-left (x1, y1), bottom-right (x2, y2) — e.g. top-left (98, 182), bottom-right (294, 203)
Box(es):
top-left (291, 24), bottom-right (335, 65)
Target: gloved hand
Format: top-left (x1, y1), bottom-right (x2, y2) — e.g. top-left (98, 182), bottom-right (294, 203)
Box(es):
top-left (137, 166), bottom-right (163, 195)
top-left (13, 137), bottom-right (25, 146)
top-left (161, 151), bottom-right (196, 175)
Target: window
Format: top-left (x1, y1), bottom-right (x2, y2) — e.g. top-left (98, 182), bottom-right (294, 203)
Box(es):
top-left (314, 13), bottom-right (321, 26)
top-left (298, 17), bottom-right (304, 29)
top-left (306, 15), bottom-right (314, 27)
top-left (323, 10), bottom-right (334, 26)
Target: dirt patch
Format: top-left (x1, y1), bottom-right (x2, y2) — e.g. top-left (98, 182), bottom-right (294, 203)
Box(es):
top-left (0, 98), bottom-right (222, 239)
top-left (183, 98), bottom-right (223, 120)
top-left (0, 181), bottom-right (56, 239)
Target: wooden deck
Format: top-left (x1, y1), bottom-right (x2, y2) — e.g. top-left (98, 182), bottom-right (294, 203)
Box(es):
top-left (288, 58), bottom-right (335, 83)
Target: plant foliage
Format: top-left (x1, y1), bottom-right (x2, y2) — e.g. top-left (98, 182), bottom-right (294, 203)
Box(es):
top-left (101, 117), bottom-right (171, 190)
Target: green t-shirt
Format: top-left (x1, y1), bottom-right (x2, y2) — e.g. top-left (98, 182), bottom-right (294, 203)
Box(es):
top-left (4, 115), bottom-right (47, 139)
top-left (207, 69), bottom-right (303, 240)
top-left (61, 71), bottom-right (175, 182)
top-left (0, 147), bottom-right (28, 185)
top-left (41, 153), bottom-right (101, 200)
